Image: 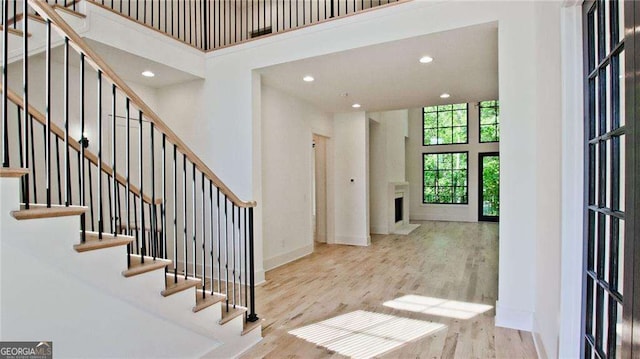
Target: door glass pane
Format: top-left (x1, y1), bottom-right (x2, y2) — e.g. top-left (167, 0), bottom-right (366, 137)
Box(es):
top-left (481, 155), bottom-right (499, 218)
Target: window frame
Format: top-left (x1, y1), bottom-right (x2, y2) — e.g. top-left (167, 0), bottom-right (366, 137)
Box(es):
top-left (479, 100), bottom-right (500, 143)
top-left (422, 151), bottom-right (469, 205)
top-left (422, 103), bottom-right (469, 146)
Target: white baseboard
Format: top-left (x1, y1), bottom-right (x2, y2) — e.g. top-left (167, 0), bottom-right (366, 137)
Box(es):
top-left (532, 328), bottom-right (549, 359)
top-left (370, 226), bottom-right (389, 235)
top-left (263, 244), bottom-right (314, 271)
top-left (495, 301), bottom-right (534, 331)
top-left (335, 235), bottom-right (370, 246)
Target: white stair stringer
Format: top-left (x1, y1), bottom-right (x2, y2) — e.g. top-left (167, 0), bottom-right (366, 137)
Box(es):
top-left (0, 176), bottom-right (260, 358)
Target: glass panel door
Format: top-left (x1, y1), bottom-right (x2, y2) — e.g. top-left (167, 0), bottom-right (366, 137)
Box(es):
top-left (478, 152), bottom-right (499, 222)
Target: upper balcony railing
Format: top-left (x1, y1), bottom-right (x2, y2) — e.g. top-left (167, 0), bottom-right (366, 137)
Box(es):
top-left (85, 0), bottom-right (402, 51)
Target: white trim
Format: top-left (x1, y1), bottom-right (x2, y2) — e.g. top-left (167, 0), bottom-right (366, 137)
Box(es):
top-left (495, 301), bottom-right (534, 331)
top-left (533, 327), bottom-right (550, 359)
top-left (558, 4), bottom-right (584, 359)
top-left (334, 235), bottom-right (371, 246)
top-left (263, 244), bottom-right (314, 271)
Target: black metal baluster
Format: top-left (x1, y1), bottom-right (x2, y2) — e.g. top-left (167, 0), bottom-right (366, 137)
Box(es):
top-left (107, 173), bottom-right (113, 232)
top-left (45, 20), bottom-right (52, 207)
top-left (55, 137), bottom-right (62, 204)
top-left (162, 134), bottom-right (167, 265)
top-left (133, 191), bottom-right (139, 254)
top-left (29, 115), bottom-right (37, 203)
top-left (151, 122), bottom-right (156, 260)
top-left (111, 84), bottom-right (117, 235)
top-left (247, 207), bottom-right (258, 322)
top-left (244, 207), bottom-right (248, 313)
top-left (88, 160), bottom-right (94, 231)
top-left (209, 180), bottom-right (214, 295)
top-left (183, 153), bottom-right (187, 278)
top-left (126, 98), bottom-right (131, 265)
top-left (303, 0), bottom-right (305, 25)
top-left (224, 195), bottom-right (229, 311)
top-left (139, 110), bottom-right (145, 262)
top-left (182, 0), bottom-right (186, 43)
top-left (238, 205), bottom-right (242, 308)
top-left (21, 0), bottom-right (30, 209)
top-left (232, 203), bottom-right (236, 308)
top-left (201, 172), bottom-right (206, 298)
top-left (116, 183), bottom-right (122, 236)
top-left (192, 162), bottom-right (196, 279)
top-left (16, 108), bottom-right (23, 192)
top-left (173, 144), bottom-right (178, 282)
top-left (79, 53), bottom-right (85, 241)
top-left (151, 0), bottom-right (154, 27)
top-left (97, 71), bottom-right (103, 238)
top-left (217, 187), bottom-right (221, 294)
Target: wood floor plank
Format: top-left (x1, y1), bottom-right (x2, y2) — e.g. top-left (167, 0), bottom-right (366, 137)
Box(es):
top-left (242, 221), bottom-right (537, 358)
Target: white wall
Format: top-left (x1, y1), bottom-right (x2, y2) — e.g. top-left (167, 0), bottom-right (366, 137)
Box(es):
top-left (533, 1), bottom-right (563, 358)
top-left (260, 85), bottom-right (333, 270)
top-left (333, 112), bottom-right (369, 246)
top-left (407, 104), bottom-right (499, 223)
top-left (369, 110), bottom-right (408, 234)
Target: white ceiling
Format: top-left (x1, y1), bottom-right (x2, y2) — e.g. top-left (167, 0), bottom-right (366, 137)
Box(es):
top-left (258, 23), bottom-right (498, 113)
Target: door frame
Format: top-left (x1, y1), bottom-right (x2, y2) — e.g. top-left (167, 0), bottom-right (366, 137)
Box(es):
top-left (478, 151), bottom-right (499, 222)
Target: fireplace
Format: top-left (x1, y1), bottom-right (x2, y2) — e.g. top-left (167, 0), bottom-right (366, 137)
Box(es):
top-left (394, 197), bottom-right (403, 223)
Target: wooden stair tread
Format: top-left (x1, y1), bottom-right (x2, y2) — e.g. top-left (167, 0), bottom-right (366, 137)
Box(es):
top-left (193, 290), bottom-right (226, 313)
top-left (53, 5), bottom-right (86, 18)
top-left (74, 231), bottom-right (134, 252)
top-left (0, 167), bottom-right (29, 178)
top-left (11, 205), bottom-right (87, 220)
top-left (219, 304), bottom-right (247, 325)
top-left (122, 254), bottom-right (171, 278)
top-left (161, 273), bottom-right (201, 297)
top-left (0, 25), bottom-right (31, 37)
top-left (242, 319), bottom-right (263, 336)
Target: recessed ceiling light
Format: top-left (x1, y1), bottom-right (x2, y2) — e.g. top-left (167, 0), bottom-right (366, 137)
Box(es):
top-left (303, 75), bottom-right (315, 82)
top-left (141, 70), bottom-right (155, 78)
top-left (352, 103), bottom-right (361, 108)
top-left (440, 93), bottom-right (450, 99)
top-left (419, 56), bottom-right (433, 64)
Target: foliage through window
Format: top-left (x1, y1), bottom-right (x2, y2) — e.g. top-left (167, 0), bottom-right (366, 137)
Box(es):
top-left (423, 152), bottom-right (468, 204)
top-left (479, 100), bottom-right (500, 142)
top-left (423, 104), bottom-right (468, 145)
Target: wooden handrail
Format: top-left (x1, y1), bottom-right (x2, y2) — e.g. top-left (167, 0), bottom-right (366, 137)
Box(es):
top-left (28, 0), bottom-right (256, 208)
top-left (1, 85), bottom-right (162, 206)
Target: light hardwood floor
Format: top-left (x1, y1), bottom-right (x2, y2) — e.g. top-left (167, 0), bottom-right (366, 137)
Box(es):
top-left (242, 221), bottom-right (537, 358)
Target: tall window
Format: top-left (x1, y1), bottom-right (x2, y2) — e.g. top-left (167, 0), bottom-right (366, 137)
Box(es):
top-left (479, 100), bottom-right (500, 143)
top-left (423, 152), bottom-right (468, 204)
top-left (423, 104), bottom-right (468, 145)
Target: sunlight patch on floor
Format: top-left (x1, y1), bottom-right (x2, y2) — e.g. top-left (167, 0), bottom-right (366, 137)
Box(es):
top-left (288, 310), bottom-right (445, 358)
top-left (383, 295), bottom-right (493, 320)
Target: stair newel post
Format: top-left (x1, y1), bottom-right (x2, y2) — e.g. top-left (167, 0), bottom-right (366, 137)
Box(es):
top-left (110, 84), bottom-right (117, 236)
top-left (224, 195), bottom-right (229, 312)
top-left (247, 207), bottom-right (259, 322)
top-left (125, 98), bottom-right (131, 264)
top-left (21, 0), bottom-right (30, 210)
top-left (97, 70), bottom-right (103, 239)
top-left (1, 0), bottom-right (8, 169)
top-left (45, 19), bottom-right (51, 207)
top-left (150, 122), bottom-right (156, 260)
top-left (138, 110), bottom-right (145, 263)
top-left (64, 37), bottom-right (71, 207)
top-left (79, 53), bottom-right (85, 242)
top-left (192, 161), bottom-right (196, 278)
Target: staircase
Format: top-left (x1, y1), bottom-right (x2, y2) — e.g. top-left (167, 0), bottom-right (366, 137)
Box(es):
top-left (1, 0), bottom-right (261, 357)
